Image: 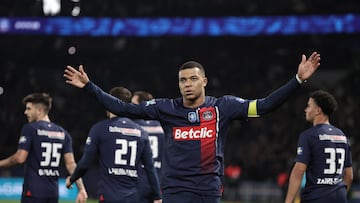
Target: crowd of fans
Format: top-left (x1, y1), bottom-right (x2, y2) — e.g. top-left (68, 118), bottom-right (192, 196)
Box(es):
top-left (1, 34), bottom-right (359, 185)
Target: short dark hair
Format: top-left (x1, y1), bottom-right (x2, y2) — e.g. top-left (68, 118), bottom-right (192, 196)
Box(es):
top-left (133, 91), bottom-right (154, 103)
top-left (22, 93), bottom-right (52, 113)
top-left (109, 86), bottom-right (132, 103)
top-left (310, 90), bottom-right (338, 116)
top-left (179, 61), bottom-right (206, 77)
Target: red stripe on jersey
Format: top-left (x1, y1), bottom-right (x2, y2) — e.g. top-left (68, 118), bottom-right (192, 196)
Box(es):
top-left (199, 107), bottom-right (218, 173)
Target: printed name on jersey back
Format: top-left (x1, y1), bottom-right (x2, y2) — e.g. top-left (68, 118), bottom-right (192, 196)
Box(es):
top-left (37, 129), bottom-right (65, 139)
top-left (173, 125), bottom-right (216, 140)
top-left (108, 126), bottom-right (141, 137)
top-left (141, 125), bottom-right (164, 134)
top-left (318, 134), bottom-right (347, 143)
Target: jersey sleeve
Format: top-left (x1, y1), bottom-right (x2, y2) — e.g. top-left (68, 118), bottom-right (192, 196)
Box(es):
top-left (17, 124), bottom-right (34, 151)
top-left (140, 133), bottom-right (162, 200)
top-left (221, 95), bottom-right (250, 120)
top-left (84, 123), bottom-right (102, 154)
top-left (70, 124), bottom-right (100, 184)
top-left (344, 140), bottom-right (352, 168)
top-left (84, 81), bottom-right (149, 119)
top-left (295, 132), bottom-right (311, 165)
top-left (62, 130), bottom-right (73, 154)
top-left (255, 76), bottom-right (300, 116)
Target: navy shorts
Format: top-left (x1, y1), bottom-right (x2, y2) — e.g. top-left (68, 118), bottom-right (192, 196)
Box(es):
top-left (301, 187), bottom-right (347, 203)
top-left (99, 192), bottom-right (139, 203)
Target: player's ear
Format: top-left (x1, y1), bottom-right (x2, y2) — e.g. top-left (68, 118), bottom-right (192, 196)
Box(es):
top-left (203, 77), bottom-right (208, 87)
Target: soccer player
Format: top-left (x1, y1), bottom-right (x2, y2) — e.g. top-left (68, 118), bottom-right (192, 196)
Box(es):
top-left (131, 91), bottom-right (165, 203)
top-left (285, 90), bottom-right (353, 203)
top-left (64, 51), bottom-right (320, 203)
top-left (0, 93), bottom-right (88, 203)
top-left (66, 87), bottom-right (162, 203)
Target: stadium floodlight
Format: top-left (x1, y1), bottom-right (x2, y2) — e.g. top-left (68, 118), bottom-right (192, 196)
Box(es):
top-left (42, 0), bottom-right (61, 16)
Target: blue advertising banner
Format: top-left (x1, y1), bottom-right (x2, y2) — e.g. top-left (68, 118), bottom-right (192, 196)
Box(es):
top-left (0, 14), bottom-right (359, 37)
top-left (0, 178), bottom-right (78, 200)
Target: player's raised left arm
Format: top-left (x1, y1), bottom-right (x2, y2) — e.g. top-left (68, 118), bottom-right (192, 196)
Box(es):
top-left (249, 52), bottom-right (321, 117)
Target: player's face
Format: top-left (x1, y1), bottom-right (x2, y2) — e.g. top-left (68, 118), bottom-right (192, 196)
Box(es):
top-left (178, 67), bottom-right (207, 102)
top-left (305, 98), bottom-right (319, 123)
top-left (24, 102), bottom-right (40, 123)
top-left (131, 95), bottom-right (140, 104)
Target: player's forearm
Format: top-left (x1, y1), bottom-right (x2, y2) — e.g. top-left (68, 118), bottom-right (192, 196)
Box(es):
top-left (84, 81), bottom-right (128, 115)
top-left (144, 166), bottom-right (162, 200)
top-left (343, 167), bottom-right (353, 192)
top-left (0, 157), bottom-right (16, 167)
top-left (285, 169), bottom-right (303, 203)
top-left (0, 154), bottom-right (24, 167)
top-left (74, 178), bottom-right (86, 191)
top-left (69, 153), bottom-right (93, 185)
top-left (257, 76), bottom-right (300, 115)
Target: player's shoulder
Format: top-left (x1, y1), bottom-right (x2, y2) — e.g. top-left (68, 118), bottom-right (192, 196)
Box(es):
top-left (21, 122), bottom-right (36, 133)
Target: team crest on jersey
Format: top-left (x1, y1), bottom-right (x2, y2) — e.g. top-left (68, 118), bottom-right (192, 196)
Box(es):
top-left (145, 99), bottom-right (156, 106)
top-left (202, 110), bottom-right (213, 121)
top-left (86, 137), bottom-right (91, 145)
top-left (188, 112), bottom-right (198, 123)
top-left (297, 147), bottom-right (303, 155)
top-left (19, 136), bottom-right (27, 144)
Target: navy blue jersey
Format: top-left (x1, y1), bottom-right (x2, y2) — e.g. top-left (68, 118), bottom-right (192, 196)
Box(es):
top-left (134, 119), bottom-right (164, 201)
top-left (295, 124), bottom-right (352, 201)
top-left (84, 77), bottom-right (300, 196)
top-left (84, 117), bottom-right (161, 201)
top-left (18, 121), bottom-right (73, 198)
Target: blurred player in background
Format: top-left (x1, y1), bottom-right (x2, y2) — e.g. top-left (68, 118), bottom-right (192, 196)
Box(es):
top-left (66, 87), bottom-right (162, 203)
top-left (285, 90), bottom-right (353, 203)
top-left (0, 93), bottom-right (88, 203)
top-left (131, 91), bottom-right (165, 203)
top-left (64, 51), bottom-right (320, 203)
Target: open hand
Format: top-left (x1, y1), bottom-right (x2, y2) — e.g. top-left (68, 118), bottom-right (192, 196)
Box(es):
top-left (297, 52), bottom-right (321, 81)
top-left (64, 65), bottom-right (89, 88)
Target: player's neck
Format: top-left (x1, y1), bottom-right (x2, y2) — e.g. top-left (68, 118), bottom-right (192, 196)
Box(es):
top-left (183, 96), bottom-right (205, 108)
top-left (312, 115), bottom-right (330, 126)
top-left (36, 115), bottom-right (50, 122)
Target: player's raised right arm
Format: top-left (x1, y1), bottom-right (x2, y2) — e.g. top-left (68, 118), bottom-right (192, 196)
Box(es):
top-left (64, 65), bottom-right (148, 118)
top-left (64, 65), bottom-right (89, 88)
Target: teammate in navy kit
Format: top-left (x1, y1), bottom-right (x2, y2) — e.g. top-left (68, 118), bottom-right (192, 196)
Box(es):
top-left (66, 87), bottom-right (162, 203)
top-left (64, 51), bottom-right (320, 203)
top-left (132, 91), bottom-right (165, 203)
top-left (0, 93), bottom-right (88, 203)
top-left (285, 90), bottom-right (353, 203)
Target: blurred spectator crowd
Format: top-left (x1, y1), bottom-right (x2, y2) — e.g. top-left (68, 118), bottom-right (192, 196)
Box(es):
top-left (0, 34), bottom-right (359, 184)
